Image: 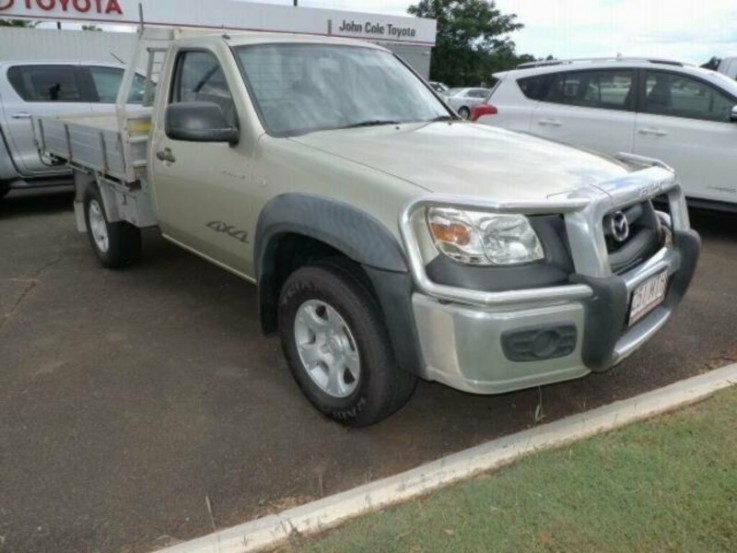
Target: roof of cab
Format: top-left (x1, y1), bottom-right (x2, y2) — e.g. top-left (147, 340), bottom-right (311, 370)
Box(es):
top-left (180, 31), bottom-right (389, 51)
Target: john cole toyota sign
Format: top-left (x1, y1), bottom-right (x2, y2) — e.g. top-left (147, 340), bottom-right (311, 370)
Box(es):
top-left (0, 0), bottom-right (436, 45)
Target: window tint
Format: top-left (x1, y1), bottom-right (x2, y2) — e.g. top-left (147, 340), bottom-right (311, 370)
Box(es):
top-left (545, 70), bottom-right (634, 110)
top-left (172, 50), bottom-right (237, 126)
top-left (517, 74), bottom-right (553, 101)
top-left (89, 66), bottom-right (150, 104)
top-left (8, 65), bottom-right (83, 102)
top-left (645, 71), bottom-right (734, 121)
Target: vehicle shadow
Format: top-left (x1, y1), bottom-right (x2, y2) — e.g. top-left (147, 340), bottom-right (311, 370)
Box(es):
top-left (689, 208), bottom-right (734, 241)
top-left (0, 188), bottom-right (74, 219)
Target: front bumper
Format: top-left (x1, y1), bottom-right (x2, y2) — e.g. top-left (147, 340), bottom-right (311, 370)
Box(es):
top-left (400, 158), bottom-right (700, 394)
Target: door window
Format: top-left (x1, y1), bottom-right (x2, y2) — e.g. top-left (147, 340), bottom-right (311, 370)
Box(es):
top-left (7, 65), bottom-right (83, 102)
top-left (88, 66), bottom-right (149, 104)
top-left (544, 70), bottom-right (634, 110)
top-left (467, 89), bottom-right (489, 98)
top-left (644, 71), bottom-right (734, 122)
top-left (517, 74), bottom-right (554, 101)
top-left (172, 50), bottom-right (237, 127)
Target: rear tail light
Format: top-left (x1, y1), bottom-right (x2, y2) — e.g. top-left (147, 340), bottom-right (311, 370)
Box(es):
top-left (470, 104), bottom-right (498, 121)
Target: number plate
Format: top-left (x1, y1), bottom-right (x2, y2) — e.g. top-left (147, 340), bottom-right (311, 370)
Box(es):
top-left (629, 270), bottom-right (668, 326)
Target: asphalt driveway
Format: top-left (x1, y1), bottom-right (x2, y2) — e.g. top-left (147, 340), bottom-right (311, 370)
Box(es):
top-left (1, 189), bottom-right (735, 553)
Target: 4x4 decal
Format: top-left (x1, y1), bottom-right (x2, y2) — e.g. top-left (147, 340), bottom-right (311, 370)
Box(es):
top-left (206, 221), bottom-right (249, 244)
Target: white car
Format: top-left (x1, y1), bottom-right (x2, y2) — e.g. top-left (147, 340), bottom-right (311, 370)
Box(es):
top-left (473, 58), bottom-right (737, 210)
top-left (444, 87), bottom-right (491, 119)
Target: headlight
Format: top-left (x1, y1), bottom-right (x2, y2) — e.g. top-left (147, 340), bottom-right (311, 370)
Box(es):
top-left (427, 207), bottom-right (544, 265)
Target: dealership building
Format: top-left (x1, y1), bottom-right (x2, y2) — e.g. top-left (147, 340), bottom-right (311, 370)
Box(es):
top-left (0, 0), bottom-right (437, 78)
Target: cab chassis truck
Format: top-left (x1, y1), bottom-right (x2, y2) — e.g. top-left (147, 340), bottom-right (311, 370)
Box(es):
top-left (33, 19), bottom-right (700, 426)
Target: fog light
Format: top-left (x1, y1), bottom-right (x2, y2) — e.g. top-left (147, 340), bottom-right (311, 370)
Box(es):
top-left (502, 325), bottom-right (577, 362)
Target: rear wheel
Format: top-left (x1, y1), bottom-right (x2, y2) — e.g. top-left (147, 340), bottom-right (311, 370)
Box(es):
top-left (0, 181), bottom-right (10, 199)
top-left (278, 258), bottom-right (417, 426)
top-left (83, 183), bottom-right (141, 269)
top-left (458, 106), bottom-right (470, 120)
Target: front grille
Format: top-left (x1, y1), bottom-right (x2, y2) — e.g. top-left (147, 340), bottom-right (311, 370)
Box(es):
top-left (603, 201), bottom-right (661, 274)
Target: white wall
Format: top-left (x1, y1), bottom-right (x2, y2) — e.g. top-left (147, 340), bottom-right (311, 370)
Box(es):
top-left (0, 27), bottom-right (138, 65)
top-left (385, 42), bottom-right (431, 80)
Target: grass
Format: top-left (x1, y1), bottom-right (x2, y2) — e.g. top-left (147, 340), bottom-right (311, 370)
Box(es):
top-left (289, 388), bottom-right (737, 553)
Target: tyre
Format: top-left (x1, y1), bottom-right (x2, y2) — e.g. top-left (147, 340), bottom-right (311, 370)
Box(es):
top-left (0, 181), bottom-right (10, 199)
top-left (278, 258), bottom-right (417, 426)
top-left (458, 106), bottom-right (470, 120)
top-left (83, 182), bottom-right (141, 269)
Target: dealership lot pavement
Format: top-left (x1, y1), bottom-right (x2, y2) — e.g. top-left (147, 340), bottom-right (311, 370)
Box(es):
top-left (1, 190), bottom-right (736, 553)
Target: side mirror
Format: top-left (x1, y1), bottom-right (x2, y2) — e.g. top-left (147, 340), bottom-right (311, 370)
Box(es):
top-left (165, 101), bottom-right (239, 144)
top-left (731, 105), bottom-right (737, 122)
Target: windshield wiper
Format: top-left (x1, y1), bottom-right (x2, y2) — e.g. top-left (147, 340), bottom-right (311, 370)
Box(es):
top-left (343, 119), bottom-right (401, 129)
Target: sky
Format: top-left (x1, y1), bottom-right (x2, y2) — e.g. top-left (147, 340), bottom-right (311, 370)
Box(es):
top-left (32, 0), bottom-right (737, 65)
top-left (253, 0), bottom-right (737, 64)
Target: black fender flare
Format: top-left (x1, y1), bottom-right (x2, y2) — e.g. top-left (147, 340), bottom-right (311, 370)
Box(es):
top-left (254, 193), bottom-right (407, 279)
top-left (255, 193), bottom-right (423, 373)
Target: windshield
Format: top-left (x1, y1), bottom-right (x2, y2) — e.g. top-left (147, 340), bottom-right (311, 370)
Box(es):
top-left (234, 44), bottom-right (450, 137)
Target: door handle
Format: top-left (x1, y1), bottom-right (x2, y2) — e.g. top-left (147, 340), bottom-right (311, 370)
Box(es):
top-left (155, 148), bottom-right (176, 163)
top-left (538, 118), bottom-right (562, 127)
top-left (638, 128), bottom-right (667, 137)
top-left (11, 112), bottom-right (32, 120)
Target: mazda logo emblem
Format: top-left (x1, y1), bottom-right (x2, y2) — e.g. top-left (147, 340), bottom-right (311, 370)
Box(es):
top-left (610, 211), bottom-right (630, 243)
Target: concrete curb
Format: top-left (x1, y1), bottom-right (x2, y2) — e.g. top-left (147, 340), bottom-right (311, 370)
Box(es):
top-left (154, 363), bottom-right (737, 553)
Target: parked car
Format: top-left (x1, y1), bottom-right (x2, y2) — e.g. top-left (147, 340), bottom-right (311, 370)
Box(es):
top-left (444, 87), bottom-right (492, 118)
top-left (429, 81), bottom-right (449, 94)
top-left (38, 33), bottom-right (700, 426)
top-left (472, 58), bottom-right (737, 210)
top-left (718, 56), bottom-right (737, 80)
top-left (0, 61), bottom-right (150, 199)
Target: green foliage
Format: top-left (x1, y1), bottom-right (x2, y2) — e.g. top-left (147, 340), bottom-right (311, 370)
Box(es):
top-left (0, 19), bottom-right (36, 27)
top-left (408, 0), bottom-right (543, 86)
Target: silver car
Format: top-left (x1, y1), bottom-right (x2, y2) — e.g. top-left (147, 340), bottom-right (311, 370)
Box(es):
top-left (0, 61), bottom-right (149, 199)
top-left (444, 87), bottom-right (491, 119)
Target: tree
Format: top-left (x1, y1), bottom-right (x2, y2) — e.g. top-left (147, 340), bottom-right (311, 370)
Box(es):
top-left (0, 19), bottom-right (36, 27)
top-left (408, 0), bottom-right (535, 86)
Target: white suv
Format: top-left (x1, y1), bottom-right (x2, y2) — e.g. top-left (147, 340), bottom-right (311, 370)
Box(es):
top-left (473, 58), bottom-right (737, 210)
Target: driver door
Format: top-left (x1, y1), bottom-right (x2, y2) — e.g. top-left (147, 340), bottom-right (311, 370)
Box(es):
top-left (150, 48), bottom-right (257, 276)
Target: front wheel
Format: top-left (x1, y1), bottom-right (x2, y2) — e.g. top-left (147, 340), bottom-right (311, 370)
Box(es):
top-left (278, 259), bottom-right (417, 427)
top-left (0, 181), bottom-right (10, 200)
top-left (83, 183), bottom-right (141, 269)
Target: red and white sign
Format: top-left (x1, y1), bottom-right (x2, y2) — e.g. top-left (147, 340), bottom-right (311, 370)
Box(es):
top-left (0, 0), bottom-right (123, 15)
top-left (0, 0), bottom-right (437, 45)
